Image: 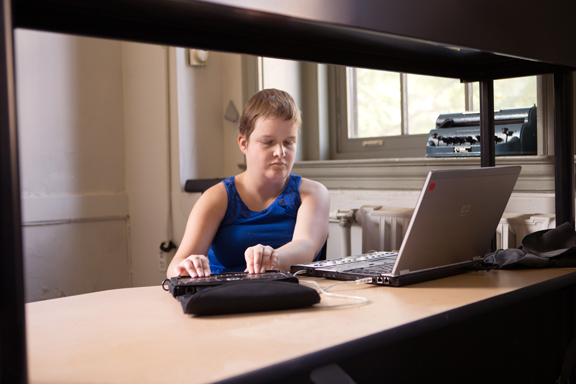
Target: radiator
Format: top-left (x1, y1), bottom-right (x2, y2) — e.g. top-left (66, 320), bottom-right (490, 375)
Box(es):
top-left (356, 206), bottom-right (414, 253)
top-left (335, 207), bottom-right (555, 258)
top-left (497, 214), bottom-right (555, 249)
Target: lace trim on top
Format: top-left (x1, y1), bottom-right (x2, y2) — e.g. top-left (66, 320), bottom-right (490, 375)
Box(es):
top-left (221, 174), bottom-right (301, 226)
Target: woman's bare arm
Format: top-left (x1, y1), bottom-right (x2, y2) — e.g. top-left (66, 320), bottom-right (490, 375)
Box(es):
top-left (255, 178), bottom-right (329, 271)
top-left (166, 183), bottom-right (228, 278)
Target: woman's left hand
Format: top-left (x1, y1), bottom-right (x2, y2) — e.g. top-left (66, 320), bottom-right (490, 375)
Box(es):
top-left (244, 244), bottom-right (278, 274)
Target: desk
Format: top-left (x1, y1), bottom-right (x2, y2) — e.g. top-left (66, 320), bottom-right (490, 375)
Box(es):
top-left (26, 269), bottom-right (576, 383)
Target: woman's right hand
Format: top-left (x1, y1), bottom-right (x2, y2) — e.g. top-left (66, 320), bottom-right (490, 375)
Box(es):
top-left (173, 255), bottom-right (211, 278)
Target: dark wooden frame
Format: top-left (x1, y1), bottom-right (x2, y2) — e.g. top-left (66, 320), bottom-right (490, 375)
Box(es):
top-left (2, 1), bottom-right (575, 382)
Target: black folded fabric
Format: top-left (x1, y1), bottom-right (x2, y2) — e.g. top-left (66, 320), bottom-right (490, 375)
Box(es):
top-left (484, 222), bottom-right (576, 269)
top-left (177, 280), bottom-right (320, 316)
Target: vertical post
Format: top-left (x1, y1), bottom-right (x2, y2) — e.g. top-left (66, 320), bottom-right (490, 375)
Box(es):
top-left (347, 67), bottom-right (359, 138)
top-left (479, 79), bottom-right (496, 251)
top-left (557, 74), bottom-right (576, 381)
top-left (0, 0), bottom-right (27, 383)
top-left (553, 71), bottom-right (575, 227)
top-left (465, 82), bottom-right (474, 111)
top-left (479, 79), bottom-right (495, 167)
top-left (400, 73), bottom-right (409, 135)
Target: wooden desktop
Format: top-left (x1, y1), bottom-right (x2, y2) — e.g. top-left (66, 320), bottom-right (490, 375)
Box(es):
top-left (26, 268), bottom-right (576, 383)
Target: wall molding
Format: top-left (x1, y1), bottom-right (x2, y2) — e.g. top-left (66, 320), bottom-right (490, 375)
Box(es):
top-left (293, 155), bottom-right (561, 192)
top-left (21, 193), bottom-right (129, 223)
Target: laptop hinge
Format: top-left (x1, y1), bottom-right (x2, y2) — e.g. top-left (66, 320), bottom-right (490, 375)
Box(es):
top-left (400, 269), bottom-right (410, 275)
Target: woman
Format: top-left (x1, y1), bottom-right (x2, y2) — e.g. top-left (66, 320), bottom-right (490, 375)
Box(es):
top-left (167, 89), bottom-right (330, 278)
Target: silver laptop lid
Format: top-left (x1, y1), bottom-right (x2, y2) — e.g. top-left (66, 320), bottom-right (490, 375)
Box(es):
top-left (391, 166), bottom-right (521, 276)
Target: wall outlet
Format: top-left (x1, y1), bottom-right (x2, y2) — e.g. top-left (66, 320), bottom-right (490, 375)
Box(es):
top-left (158, 251), bottom-right (167, 272)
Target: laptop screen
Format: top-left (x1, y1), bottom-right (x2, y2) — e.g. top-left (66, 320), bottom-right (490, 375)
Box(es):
top-left (392, 166), bottom-right (521, 275)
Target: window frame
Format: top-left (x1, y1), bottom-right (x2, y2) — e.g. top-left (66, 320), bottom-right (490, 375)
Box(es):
top-left (330, 66), bottom-right (429, 159)
top-left (329, 65), bottom-right (546, 160)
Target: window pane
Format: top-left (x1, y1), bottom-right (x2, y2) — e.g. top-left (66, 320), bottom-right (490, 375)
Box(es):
top-left (349, 68), bottom-right (401, 138)
top-left (406, 74), bottom-right (465, 135)
top-left (349, 69), bottom-right (536, 141)
top-left (472, 76), bottom-right (537, 110)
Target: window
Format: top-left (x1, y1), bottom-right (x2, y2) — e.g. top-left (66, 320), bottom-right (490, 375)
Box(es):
top-left (332, 66), bottom-right (538, 159)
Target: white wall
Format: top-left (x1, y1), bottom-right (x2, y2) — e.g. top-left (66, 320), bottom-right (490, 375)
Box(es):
top-left (121, 42), bottom-right (172, 287)
top-left (176, 49), bottom-right (224, 181)
top-left (220, 53), bottom-right (245, 177)
top-left (15, 30), bottom-right (129, 302)
top-left (15, 30), bottom-right (247, 299)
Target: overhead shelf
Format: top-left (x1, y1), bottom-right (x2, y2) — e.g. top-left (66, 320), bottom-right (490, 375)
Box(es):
top-left (13, 0), bottom-right (576, 81)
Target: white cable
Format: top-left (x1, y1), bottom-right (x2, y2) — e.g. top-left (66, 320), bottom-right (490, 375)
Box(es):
top-left (294, 270), bottom-right (370, 307)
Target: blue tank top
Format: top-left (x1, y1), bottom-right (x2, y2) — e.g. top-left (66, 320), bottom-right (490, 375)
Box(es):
top-left (207, 174), bottom-right (306, 274)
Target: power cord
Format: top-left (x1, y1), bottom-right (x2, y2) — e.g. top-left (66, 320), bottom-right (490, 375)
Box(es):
top-left (293, 270), bottom-right (371, 307)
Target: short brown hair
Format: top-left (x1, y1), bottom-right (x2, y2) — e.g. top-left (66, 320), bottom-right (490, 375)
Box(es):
top-left (239, 89), bottom-right (301, 141)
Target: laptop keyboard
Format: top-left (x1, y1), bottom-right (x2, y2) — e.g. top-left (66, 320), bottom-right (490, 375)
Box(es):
top-left (346, 264), bottom-right (395, 274)
top-left (305, 251), bottom-right (397, 268)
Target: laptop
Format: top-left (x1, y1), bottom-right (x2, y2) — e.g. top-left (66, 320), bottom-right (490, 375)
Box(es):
top-left (291, 166), bottom-right (521, 286)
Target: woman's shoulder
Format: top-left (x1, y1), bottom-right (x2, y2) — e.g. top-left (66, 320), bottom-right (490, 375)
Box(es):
top-left (196, 181), bottom-right (228, 209)
top-left (298, 177), bottom-right (329, 199)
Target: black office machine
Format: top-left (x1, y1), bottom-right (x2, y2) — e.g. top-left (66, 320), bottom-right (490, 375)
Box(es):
top-left (426, 106), bottom-right (536, 157)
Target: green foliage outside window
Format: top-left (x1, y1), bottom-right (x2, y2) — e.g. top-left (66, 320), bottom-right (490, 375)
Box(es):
top-left (350, 68), bottom-right (536, 139)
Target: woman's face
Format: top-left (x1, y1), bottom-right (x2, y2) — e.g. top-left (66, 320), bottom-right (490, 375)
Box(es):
top-left (239, 117), bottom-right (299, 182)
